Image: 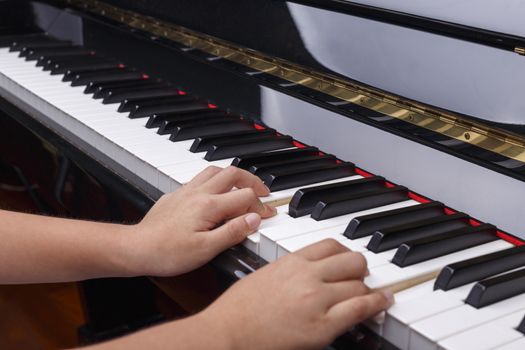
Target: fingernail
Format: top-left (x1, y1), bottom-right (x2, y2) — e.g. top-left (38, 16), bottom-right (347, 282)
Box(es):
top-left (372, 311), bottom-right (385, 325)
top-left (365, 268), bottom-right (370, 276)
top-left (264, 185), bottom-right (271, 194)
top-left (382, 289), bottom-right (395, 307)
top-left (244, 213), bottom-right (261, 230)
top-left (267, 205), bottom-right (277, 214)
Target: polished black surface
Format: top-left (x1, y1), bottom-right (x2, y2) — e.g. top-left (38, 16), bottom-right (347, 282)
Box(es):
top-left (289, 176), bottom-right (386, 218)
top-left (344, 201), bottom-right (446, 239)
top-left (263, 162), bottom-right (355, 192)
top-left (392, 224), bottom-right (498, 267)
top-left (37, 0), bottom-right (525, 184)
top-left (435, 245), bottom-right (525, 291)
top-left (367, 212), bottom-right (469, 253)
top-left (3, 2), bottom-right (520, 349)
top-left (99, 0), bottom-right (525, 61)
top-left (466, 268), bottom-right (525, 308)
top-left (94, 0), bottom-right (525, 135)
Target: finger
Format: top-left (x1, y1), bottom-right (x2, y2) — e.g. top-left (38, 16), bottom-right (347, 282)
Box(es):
top-left (214, 188), bottom-right (277, 219)
top-left (201, 166), bottom-right (270, 196)
top-left (295, 239), bottom-right (350, 261)
top-left (315, 252), bottom-right (368, 282)
top-left (185, 166), bottom-right (223, 188)
top-left (326, 290), bottom-right (394, 335)
top-left (324, 280), bottom-right (369, 305)
top-left (205, 213), bottom-right (261, 252)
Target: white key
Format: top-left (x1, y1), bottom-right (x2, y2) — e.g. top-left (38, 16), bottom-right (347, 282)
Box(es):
top-left (259, 200), bottom-right (419, 262)
top-left (277, 227), bottom-right (350, 259)
top-left (364, 280), bottom-right (435, 338)
top-left (383, 282), bottom-right (475, 349)
top-left (361, 249), bottom-right (396, 268)
top-left (497, 338), bottom-right (525, 350)
top-left (243, 205), bottom-right (290, 254)
top-left (262, 175), bottom-right (362, 204)
top-left (410, 286), bottom-right (525, 350)
top-left (438, 310), bottom-right (524, 350)
top-left (365, 240), bottom-right (513, 290)
top-left (0, 54), bottom-right (187, 189)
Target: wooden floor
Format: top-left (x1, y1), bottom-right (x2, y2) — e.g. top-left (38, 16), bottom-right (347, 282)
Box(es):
top-left (0, 283), bottom-right (84, 350)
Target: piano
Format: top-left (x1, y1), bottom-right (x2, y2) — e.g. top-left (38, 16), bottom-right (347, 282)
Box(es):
top-left (2, 0), bottom-right (525, 349)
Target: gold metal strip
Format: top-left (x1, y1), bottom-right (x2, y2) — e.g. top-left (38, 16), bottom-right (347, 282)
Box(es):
top-left (64, 0), bottom-right (525, 163)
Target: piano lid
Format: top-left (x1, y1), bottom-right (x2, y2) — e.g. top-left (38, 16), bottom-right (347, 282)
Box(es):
top-left (334, 0), bottom-right (525, 38)
top-left (51, 0), bottom-right (525, 165)
top-left (90, 0), bottom-right (525, 131)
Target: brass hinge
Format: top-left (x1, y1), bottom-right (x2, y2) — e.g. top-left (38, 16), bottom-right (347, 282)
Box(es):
top-left (514, 47), bottom-right (525, 55)
top-left (63, 0), bottom-right (525, 164)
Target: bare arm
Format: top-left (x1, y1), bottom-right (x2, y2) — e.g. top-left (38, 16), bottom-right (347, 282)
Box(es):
top-left (0, 166), bottom-right (276, 284)
top-left (0, 209), bottom-right (133, 283)
top-left (83, 240), bottom-right (394, 350)
top-left (0, 165), bottom-right (394, 350)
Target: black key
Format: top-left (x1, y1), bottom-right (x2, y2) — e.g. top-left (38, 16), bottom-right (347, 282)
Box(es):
top-left (38, 54), bottom-right (95, 68)
top-left (367, 213), bottom-right (470, 253)
top-left (146, 110), bottom-right (224, 129)
top-left (9, 35), bottom-right (56, 52)
top-left (25, 47), bottom-right (94, 61)
top-left (231, 147), bottom-right (320, 170)
top-left (64, 67), bottom-right (130, 82)
top-left (170, 120), bottom-right (257, 141)
top-left (70, 70), bottom-right (144, 86)
top-left (311, 186), bottom-right (408, 221)
top-left (91, 80), bottom-right (164, 97)
top-left (191, 129), bottom-right (275, 152)
top-left (14, 41), bottom-right (71, 55)
top-left (435, 245), bottom-right (525, 291)
top-left (517, 314), bottom-right (525, 335)
top-left (254, 155), bottom-right (338, 178)
top-left (466, 268), bottom-right (525, 308)
top-left (119, 95), bottom-right (193, 112)
top-left (20, 44), bottom-right (73, 59)
top-left (158, 116), bottom-right (242, 135)
top-left (51, 60), bottom-right (122, 75)
top-left (344, 201), bottom-right (446, 239)
top-left (5, 34), bottom-right (52, 49)
top-left (85, 78), bottom-right (153, 94)
top-left (262, 162), bottom-right (355, 192)
top-left (128, 99), bottom-right (206, 119)
top-left (249, 155), bottom-right (337, 177)
top-left (103, 86), bottom-right (180, 104)
top-left (392, 224), bottom-right (498, 267)
top-left (47, 59), bottom-right (119, 75)
top-left (205, 135), bottom-right (295, 161)
top-left (288, 176), bottom-right (386, 218)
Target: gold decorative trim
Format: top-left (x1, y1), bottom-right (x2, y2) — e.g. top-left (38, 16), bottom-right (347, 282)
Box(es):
top-left (64, 0), bottom-right (525, 163)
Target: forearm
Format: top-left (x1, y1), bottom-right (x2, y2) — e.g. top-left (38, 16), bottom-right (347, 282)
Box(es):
top-left (0, 209), bottom-right (136, 284)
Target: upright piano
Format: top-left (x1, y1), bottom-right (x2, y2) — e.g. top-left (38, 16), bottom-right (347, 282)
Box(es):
top-left (2, 1), bottom-right (525, 349)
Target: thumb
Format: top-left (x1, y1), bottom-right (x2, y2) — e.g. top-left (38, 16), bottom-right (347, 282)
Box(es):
top-left (327, 289), bottom-right (394, 336)
top-left (207, 213), bottom-right (261, 251)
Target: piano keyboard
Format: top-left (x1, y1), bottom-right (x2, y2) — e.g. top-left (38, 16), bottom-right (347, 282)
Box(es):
top-left (1, 33), bottom-right (525, 350)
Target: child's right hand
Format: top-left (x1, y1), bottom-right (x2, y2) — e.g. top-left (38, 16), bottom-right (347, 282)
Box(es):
top-left (199, 239), bottom-right (394, 350)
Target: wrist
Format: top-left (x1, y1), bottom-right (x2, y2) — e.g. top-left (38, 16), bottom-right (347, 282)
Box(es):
top-left (193, 309), bottom-right (239, 350)
top-left (109, 223), bottom-right (145, 278)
